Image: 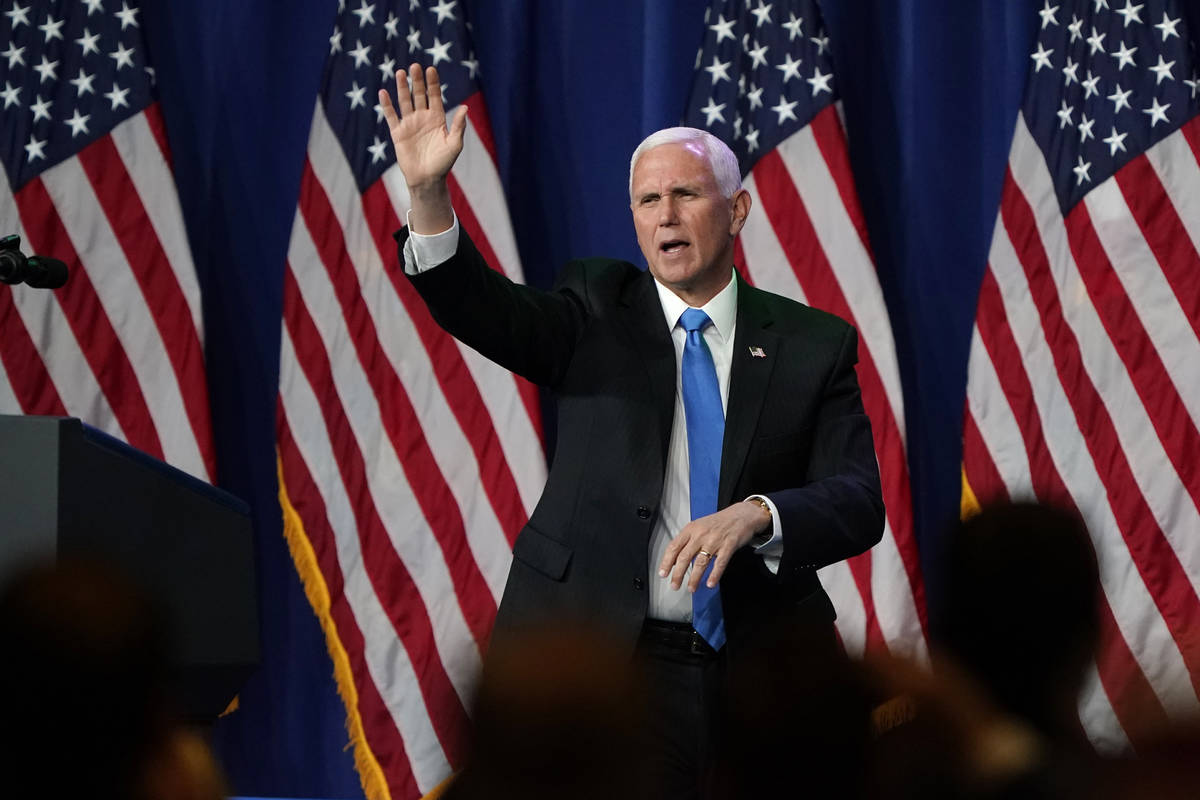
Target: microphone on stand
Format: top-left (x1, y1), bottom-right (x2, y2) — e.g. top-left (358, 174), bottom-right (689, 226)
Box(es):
top-left (0, 234), bottom-right (70, 289)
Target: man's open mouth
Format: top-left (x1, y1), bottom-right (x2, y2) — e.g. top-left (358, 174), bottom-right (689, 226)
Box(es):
top-left (660, 240), bottom-right (688, 254)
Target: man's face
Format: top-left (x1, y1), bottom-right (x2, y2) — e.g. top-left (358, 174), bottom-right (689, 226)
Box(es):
top-left (630, 142), bottom-right (749, 306)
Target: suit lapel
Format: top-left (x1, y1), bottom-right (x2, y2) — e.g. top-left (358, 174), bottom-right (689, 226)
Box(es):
top-left (617, 269), bottom-right (676, 469)
top-left (719, 278), bottom-right (779, 506)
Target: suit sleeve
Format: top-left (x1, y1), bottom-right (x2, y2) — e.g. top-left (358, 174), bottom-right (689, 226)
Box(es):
top-left (769, 324), bottom-right (885, 575)
top-left (398, 226), bottom-right (588, 387)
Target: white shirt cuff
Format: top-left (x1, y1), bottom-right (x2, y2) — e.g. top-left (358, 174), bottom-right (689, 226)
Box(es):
top-left (402, 210), bottom-right (460, 275)
top-left (746, 494), bottom-right (783, 575)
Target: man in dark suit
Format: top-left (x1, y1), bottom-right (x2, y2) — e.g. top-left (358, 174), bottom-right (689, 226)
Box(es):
top-left (380, 63), bottom-right (883, 797)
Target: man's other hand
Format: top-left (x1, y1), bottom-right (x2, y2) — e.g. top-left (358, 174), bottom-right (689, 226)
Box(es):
top-left (658, 500), bottom-right (772, 593)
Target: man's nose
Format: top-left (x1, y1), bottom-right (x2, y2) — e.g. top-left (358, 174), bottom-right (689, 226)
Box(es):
top-left (658, 196), bottom-right (678, 225)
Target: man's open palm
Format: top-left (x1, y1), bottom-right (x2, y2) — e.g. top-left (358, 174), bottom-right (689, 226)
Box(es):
top-left (378, 63), bottom-right (468, 191)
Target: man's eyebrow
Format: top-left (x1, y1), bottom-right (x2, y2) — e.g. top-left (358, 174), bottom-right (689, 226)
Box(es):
top-left (633, 178), bottom-right (708, 201)
top-left (638, 181), bottom-right (701, 195)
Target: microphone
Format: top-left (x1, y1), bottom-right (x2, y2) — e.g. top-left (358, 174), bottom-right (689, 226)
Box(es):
top-left (0, 234), bottom-right (69, 289)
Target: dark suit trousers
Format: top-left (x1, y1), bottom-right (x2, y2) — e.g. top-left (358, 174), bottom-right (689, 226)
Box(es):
top-left (635, 623), bottom-right (727, 800)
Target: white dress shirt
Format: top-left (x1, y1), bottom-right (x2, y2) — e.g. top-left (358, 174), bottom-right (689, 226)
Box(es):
top-left (649, 276), bottom-right (782, 622)
top-left (403, 215), bottom-right (783, 624)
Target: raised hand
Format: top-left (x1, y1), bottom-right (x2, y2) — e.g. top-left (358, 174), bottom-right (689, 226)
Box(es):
top-left (377, 63), bottom-right (467, 233)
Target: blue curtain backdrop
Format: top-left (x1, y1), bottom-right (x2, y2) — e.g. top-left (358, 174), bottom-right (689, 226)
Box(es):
top-left (130, 0), bottom-right (1085, 795)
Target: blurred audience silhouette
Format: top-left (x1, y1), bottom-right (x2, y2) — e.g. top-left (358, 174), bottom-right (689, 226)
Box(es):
top-left (0, 557), bottom-right (225, 800)
top-left (442, 624), bottom-right (652, 800)
top-left (934, 501), bottom-right (1099, 746)
top-left (9, 503), bottom-right (1200, 800)
top-left (873, 500), bottom-right (1200, 799)
top-left (712, 618), bottom-right (873, 799)
top-left (441, 501), bottom-right (1200, 800)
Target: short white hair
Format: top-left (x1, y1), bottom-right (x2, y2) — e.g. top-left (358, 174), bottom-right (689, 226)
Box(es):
top-left (628, 127), bottom-right (742, 201)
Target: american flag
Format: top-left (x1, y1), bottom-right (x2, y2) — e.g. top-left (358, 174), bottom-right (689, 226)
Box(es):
top-left (962, 0), bottom-right (1200, 749)
top-left (685, 0), bottom-right (927, 660)
top-left (275, 0), bottom-right (546, 797)
top-left (0, 0), bottom-right (214, 481)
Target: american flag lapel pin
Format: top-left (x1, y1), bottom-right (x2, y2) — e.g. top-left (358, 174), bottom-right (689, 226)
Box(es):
top-left (748, 346), bottom-right (766, 358)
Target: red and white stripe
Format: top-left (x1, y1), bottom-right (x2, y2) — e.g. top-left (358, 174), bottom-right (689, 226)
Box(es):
top-left (963, 112), bottom-right (1200, 750)
top-left (0, 105), bottom-right (214, 483)
top-left (277, 97), bottom-right (546, 797)
top-left (734, 104), bottom-right (928, 661)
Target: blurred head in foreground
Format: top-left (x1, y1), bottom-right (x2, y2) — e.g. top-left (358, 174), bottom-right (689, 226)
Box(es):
top-left (933, 501), bottom-right (1100, 743)
top-left (713, 619), bottom-right (873, 799)
top-left (0, 557), bottom-right (224, 800)
top-left (445, 624), bottom-right (650, 800)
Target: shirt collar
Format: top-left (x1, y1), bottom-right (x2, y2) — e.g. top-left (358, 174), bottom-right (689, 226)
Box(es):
top-left (654, 272), bottom-right (738, 342)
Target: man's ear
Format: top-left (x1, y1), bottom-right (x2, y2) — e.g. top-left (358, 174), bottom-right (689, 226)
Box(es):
top-left (729, 189), bottom-right (752, 236)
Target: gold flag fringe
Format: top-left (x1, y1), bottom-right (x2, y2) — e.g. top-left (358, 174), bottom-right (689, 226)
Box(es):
top-left (960, 466), bottom-right (982, 521)
top-left (277, 453), bottom-right (392, 800)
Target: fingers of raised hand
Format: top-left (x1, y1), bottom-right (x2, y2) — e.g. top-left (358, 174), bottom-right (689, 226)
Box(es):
top-left (392, 67), bottom-right (413, 116)
top-left (389, 65), bottom-right (448, 121)
top-left (425, 66), bottom-right (445, 113)
top-left (410, 62), bottom-right (429, 110)
top-left (378, 84), bottom-right (399, 128)
top-left (449, 105), bottom-right (468, 143)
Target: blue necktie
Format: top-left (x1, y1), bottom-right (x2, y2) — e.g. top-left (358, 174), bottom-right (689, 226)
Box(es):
top-left (680, 308), bottom-right (726, 651)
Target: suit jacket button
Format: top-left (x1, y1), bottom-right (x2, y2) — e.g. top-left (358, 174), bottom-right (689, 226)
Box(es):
top-left (633, 577), bottom-right (645, 590)
top-left (637, 505), bottom-right (651, 519)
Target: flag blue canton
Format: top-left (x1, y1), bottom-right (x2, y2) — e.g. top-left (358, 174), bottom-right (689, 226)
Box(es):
top-left (321, 0), bottom-right (483, 193)
top-left (0, 0), bottom-right (152, 191)
top-left (683, 0), bottom-right (838, 177)
top-left (1024, 0), bottom-right (1200, 213)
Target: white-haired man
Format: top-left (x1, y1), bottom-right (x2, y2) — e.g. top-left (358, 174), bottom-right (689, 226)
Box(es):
top-left (381, 64), bottom-right (883, 798)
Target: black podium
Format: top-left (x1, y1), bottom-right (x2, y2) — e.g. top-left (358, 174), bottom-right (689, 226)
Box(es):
top-left (0, 414), bottom-right (259, 722)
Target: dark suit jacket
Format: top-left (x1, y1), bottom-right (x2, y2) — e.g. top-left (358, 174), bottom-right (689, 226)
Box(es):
top-left (401, 228), bottom-right (884, 657)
